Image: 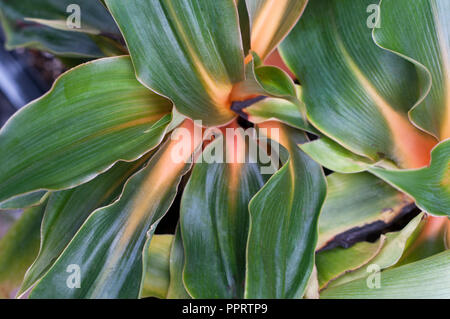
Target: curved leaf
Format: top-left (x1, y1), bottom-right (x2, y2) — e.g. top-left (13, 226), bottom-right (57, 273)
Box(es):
top-left (29, 120), bottom-right (201, 298)
top-left (141, 235), bottom-right (173, 299)
top-left (245, 122), bottom-right (326, 298)
top-left (320, 250), bottom-right (450, 299)
top-left (374, 0), bottom-right (450, 140)
top-left (0, 56), bottom-right (173, 204)
top-left (246, 0), bottom-right (308, 60)
top-left (280, 0), bottom-right (437, 169)
top-left (106, 0), bottom-right (245, 126)
top-left (181, 131), bottom-right (267, 298)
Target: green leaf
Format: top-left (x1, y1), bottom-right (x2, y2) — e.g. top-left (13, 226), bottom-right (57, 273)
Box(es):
top-left (0, 0), bottom-right (120, 57)
top-left (242, 96), bottom-right (313, 133)
top-left (167, 226), bottom-right (191, 299)
top-left (316, 238), bottom-right (385, 289)
top-left (300, 137), bottom-right (374, 174)
top-left (18, 155), bottom-right (152, 297)
top-left (246, 0), bottom-right (308, 60)
top-left (280, 0), bottom-right (437, 169)
top-left (374, 0), bottom-right (450, 140)
top-left (245, 122), bottom-right (327, 298)
top-left (369, 140), bottom-right (450, 216)
top-left (141, 235), bottom-right (173, 299)
top-left (302, 135), bottom-right (450, 217)
top-left (0, 56), bottom-right (173, 204)
top-left (318, 172), bottom-right (411, 250)
top-left (320, 250), bottom-right (450, 299)
top-left (181, 132), bottom-right (267, 298)
top-left (29, 121), bottom-right (200, 298)
top-left (0, 191), bottom-right (48, 210)
top-left (0, 203), bottom-right (46, 298)
top-left (395, 216), bottom-right (449, 267)
top-left (328, 213), bottom-right (425, 288)
top-left (105, 0), bottom-right (245, 126)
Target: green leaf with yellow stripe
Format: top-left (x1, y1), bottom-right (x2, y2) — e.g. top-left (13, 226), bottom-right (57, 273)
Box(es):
top-left (29, 121), bottom-right (201, 298)
top-left (280, 0), bottom-right (437, 170)
top-left (181, 129), bottom-right (268, 298)
top-left (105, 0), bottom-right (245, 126)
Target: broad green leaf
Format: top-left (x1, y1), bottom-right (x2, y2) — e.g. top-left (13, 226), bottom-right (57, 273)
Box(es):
top-left (141, 235), bottom-right (173, 299)
top-left (0, 203), bottom-right (46, 298)
top-left (105, 0), bottom-right (245, 126)
top-left (280, 0), bottom-right (437, 169)
top-left (301, 137), bottom-right (374, 174)
top-left (316, 238), bottom-right (385, 289)
top-left (320, 250), bottom-right (450, 299)
top-left (18, 155), bottom-right (152, 297)
top-left (328, 213), bottom-right (425, 288)
top-left (167, 226), bottom-right (191, 299)
top-left (29, 121), bottom-right (201, 298)
top-left (245, 122), bottom-right (327, 298)
top-left (0, 56), bottom-right (173, 204)
top-left (318, 173), bottom-right (411, 250)
top-left (181, 131), bottom-right (267, 298)
top-left (374, 0), bottom-right (450, 140)
top-left (369, 140), bottom-right (450, 216)
top-left (0, 0), bottom-right (120, 57)
top-left (0, 191), bottom-right (48, 210)
top-left (245, 0), bottom-right (308, 60)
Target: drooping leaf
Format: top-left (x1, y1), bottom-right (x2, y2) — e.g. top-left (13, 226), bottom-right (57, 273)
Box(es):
top-left (320, 250), bottom-right (450, 299)
top-left (0, 203), bottom-right (46, 298)
top-left (141, 235), bottom-right (173, 299)
top-left (245, 122), bottom-right (327, 298)
top-left (18, 154), bottom-right (153, 297)
top-left (374, 0), bottom-right (450, 140)
top-left (325, 213), bottom-right (425, 288)
top-left (0, 56), bottom-right (173, 204)
top-left (29, 120), bottom-right (201, 298)
top-left (181, 129), bottom-right (267, 298)
top-left (166, 226), bottom-right (191, 299)
top-left (106, 0), bottom-right (245, 126)
top-left (245, 0), bottom-right (308, 61)
top-left (0, 0), bottom-right (121, 57)
top-left (318, 172), bottom-right (412, 250)
top-left (280, 0), bottom-right (437, 169)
